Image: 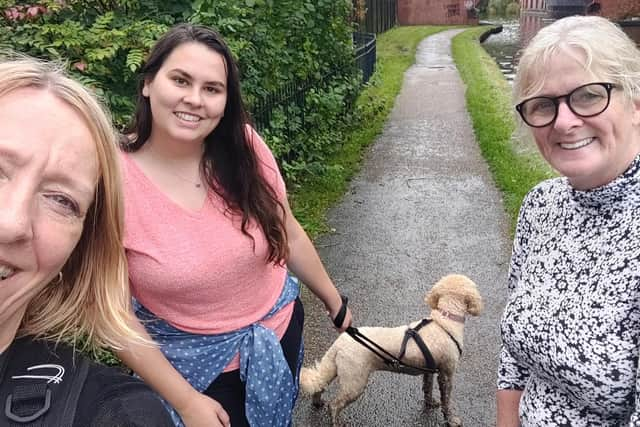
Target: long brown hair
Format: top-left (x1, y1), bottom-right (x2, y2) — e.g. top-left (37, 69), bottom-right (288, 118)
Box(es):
top-left (122, 24), bottom-right (288, 263)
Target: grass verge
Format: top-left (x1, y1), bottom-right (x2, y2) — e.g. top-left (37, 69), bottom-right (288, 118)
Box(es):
top-left (451, 26), bottom-right (554, 232)
top-left (290, 25), bottom-right (456, 239)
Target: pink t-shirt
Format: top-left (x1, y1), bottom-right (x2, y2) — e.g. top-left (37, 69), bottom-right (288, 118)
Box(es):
top-left (121, 127), bottom-right (293, 370)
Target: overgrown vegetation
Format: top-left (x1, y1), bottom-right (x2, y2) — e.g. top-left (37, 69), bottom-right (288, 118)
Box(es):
top-left (451, 26), bottom-right (554, 231)
top-left (485, 0), bottom-right (520, 17)
top-left (0, 0), bottom-right (359, 184)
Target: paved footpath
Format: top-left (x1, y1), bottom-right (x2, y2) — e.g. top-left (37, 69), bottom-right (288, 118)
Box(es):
top-left (294, 29), bottom-right (512, 426)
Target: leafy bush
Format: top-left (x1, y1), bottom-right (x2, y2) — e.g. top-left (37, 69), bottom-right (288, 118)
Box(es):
top-left (505, 2), bottom-right (520, 17)
top-left (189, 0), bottom-right (360, 181)
top-left (1, 0), bottom-right (362, 183)
top-left (487, 0), bottom-right (520, 17)
top-left (0, 1), bottom-right (188, 127)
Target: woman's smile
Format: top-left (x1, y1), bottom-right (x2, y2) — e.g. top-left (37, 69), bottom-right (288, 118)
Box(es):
top-left (143, 42), bottom-right (228, 146)
top-left (557, 137), bottom-right (595, 151)
top-left (174, 111), bottom-right (202, 123)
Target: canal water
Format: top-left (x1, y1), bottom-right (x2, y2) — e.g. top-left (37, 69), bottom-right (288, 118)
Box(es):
top-left (480, 20), bottom-right (522, 82)
top-left (482, 16), bottom-right (640, 83)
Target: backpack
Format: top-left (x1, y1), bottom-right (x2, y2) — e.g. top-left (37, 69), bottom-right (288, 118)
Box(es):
top-left (0, 336), bottom-right (89, 427)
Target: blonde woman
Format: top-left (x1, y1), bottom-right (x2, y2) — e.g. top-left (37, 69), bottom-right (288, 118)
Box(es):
top-left (0, 56), bottom-right (172, 426)
top-left (497, 16), bottom-right (640, 426)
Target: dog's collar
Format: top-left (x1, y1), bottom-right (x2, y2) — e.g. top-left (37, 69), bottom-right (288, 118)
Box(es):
top-left (436, 309), bottom-right (465, 323)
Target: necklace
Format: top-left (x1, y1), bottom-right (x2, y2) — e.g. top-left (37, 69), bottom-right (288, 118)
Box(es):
top-left (146, 146), bottom-right (204, 188)
top-left (172, 173), bottom-right (203, 188)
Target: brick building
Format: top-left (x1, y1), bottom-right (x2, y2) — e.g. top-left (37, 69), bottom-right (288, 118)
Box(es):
top-left (592, 0), bottom-right (640, 20)
top-left (521, 0), bottom-right (546, 12)
top-left (397, 0), bottom-right (479, 25)
top-left (519, 0), bottom-right (640, 19)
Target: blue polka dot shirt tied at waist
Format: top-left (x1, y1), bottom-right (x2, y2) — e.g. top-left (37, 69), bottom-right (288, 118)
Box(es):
top-left (133, 274), bottom-right (302, 427)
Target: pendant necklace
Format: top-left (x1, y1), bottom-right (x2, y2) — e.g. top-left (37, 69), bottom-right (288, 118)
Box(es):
top-left (172, 170), bottom-right (202, 188)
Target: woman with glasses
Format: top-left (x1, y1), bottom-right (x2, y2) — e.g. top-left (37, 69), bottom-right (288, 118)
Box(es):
top-left (497, 16), bottom-right (640, 426)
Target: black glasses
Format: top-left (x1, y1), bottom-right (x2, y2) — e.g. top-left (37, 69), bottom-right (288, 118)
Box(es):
top-left (516, 82), bottom-right (616, 128)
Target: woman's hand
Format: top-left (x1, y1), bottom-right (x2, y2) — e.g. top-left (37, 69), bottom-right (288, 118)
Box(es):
top-left (326, 294), bottom-right (353, 333)
top-left (331, 306), bottom-right (353, 333)
top-left (178, 391), bottom-right (230, 427)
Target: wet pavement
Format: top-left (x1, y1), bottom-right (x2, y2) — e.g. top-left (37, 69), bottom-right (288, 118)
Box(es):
top-left (293, 29), bottom-right (512, 427)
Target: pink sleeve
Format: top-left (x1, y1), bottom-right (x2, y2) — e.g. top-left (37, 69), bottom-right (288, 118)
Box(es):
top-left (246, 125), bottom-right (287, 200)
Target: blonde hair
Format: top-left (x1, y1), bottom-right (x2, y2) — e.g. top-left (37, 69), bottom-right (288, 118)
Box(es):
top-left (0, 54), bottom-right (146, 351)
top-left (514, 16), bottom-right (640, 107)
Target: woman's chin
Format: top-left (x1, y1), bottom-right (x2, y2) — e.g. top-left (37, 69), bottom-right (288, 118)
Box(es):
top-left (552, 150), bottom-right (600, 180)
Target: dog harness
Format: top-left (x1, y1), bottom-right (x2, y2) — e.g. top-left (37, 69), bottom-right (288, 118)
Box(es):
top-left (333, 296), bottom-right (463, 376)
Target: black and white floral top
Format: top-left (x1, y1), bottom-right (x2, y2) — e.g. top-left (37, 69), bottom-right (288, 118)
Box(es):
top-left (499, 155), bottom-right (640, 426)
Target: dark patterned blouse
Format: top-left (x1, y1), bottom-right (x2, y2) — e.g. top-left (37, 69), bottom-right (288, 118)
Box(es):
top-left (499, 155), bottom-right (640, 426)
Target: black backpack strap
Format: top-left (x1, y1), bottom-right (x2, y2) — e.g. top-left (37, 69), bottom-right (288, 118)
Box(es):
top-left (60, 358), bottom-right (89, 426)
top-left (1, 336), bottom-right (90, 427)
top-left (5, 383), bottom-right (50, 426)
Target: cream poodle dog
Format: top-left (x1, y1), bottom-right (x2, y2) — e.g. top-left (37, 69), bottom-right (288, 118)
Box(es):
top-left (300, 274), bottom-right (483, 427)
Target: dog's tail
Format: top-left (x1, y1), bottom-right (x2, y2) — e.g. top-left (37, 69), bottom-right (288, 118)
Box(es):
top-left (299, 345), bottom-right (338, 395)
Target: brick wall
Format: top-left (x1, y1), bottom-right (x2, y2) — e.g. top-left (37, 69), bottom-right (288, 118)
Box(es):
top-left (398, 0), bottom-right (479, 25)
top-left (589, 0), bottom-right (640, 19)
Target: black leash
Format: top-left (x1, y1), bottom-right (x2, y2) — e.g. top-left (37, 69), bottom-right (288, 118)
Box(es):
top-left (346, 325), bottom-right (439, 374)
top-left (332, 295), bottom-right (441, 375)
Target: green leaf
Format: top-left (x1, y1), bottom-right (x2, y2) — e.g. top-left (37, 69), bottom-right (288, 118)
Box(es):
top-left (126, 48), bottom-right (144, 72)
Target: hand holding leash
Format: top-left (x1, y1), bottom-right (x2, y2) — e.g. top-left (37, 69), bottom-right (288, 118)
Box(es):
top-left (330, 294), bottom-right (353, 332)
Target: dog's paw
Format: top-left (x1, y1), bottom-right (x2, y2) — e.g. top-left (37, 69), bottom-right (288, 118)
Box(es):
top-left (424, 398), bottom-right (440, 410)
top-left (445, 415), bottom-right (462, 427)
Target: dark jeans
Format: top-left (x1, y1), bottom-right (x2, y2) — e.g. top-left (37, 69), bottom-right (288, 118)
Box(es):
top-left (203, 297), bottom-right (304, 427)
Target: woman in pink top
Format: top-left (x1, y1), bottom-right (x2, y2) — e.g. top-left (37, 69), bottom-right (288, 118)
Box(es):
top-left (116, 24), bottom-right (353, 427)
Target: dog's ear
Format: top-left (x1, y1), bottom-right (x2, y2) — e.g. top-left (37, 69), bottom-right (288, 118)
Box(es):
top-left (465, 293), bottom-right (484, 316)
top-left (425, 285), bottom-right (441, 309)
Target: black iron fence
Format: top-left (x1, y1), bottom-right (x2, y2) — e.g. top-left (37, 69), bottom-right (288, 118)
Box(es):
top-left (250, 78), bottom-right (316, 134)
top-left (354, 32), bottom-right (376, 84)
top-left (360, 0), bottom-right (397, 34)
top-left (251, 32), bottom-right (377, 131)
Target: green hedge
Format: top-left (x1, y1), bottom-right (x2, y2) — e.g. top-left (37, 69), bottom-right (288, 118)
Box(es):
top-left (0, 0), bottom-right (361, 183)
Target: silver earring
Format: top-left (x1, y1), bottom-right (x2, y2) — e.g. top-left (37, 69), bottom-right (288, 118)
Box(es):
top-left (56, 271), bottom-right (63, 284)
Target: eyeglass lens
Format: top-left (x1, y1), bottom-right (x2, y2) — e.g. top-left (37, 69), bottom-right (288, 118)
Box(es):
top-left (519, 83), bottom-right (612, 127)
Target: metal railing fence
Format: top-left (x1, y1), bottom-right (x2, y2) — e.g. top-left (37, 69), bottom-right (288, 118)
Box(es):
top-left (250, 78), bottom-right (317, 134)
top-left (361, 0), bottom-right (397, 34)
top-left (251, 32), bottom-right (377, 132)
top-left (354, 32), bottom-right (376, 85)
